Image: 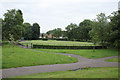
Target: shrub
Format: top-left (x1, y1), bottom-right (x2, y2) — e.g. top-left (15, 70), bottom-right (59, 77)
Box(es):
top-left (33, 45), bottom-right (107, 49)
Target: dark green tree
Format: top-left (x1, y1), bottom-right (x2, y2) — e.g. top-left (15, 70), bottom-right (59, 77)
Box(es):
top-left (65, 23), bottom-right (78, 40)
top-left (2, 9), bottom-right (24, 40)
top-left (52, 28), bottom-right (62, 38)
top-left (89, 13), bottom-right (109, 47)
top-left (23, 23), bottom-right (33, 40)
top-left (108, 11), bottom-right (120, 48)
top-left (46, 28), bottom-right (62, 38)
top-left (79, 19), bottom-right (93, 41)
top-left (32, 23), bottom-right (40, 40)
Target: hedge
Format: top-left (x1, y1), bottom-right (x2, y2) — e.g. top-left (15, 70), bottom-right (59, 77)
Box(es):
top-left (33, 45), bottom-right (107, 49)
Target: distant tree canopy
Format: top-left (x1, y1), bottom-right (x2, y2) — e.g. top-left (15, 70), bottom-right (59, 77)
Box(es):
top-left (64, 20), bottom-right (93, 41)
top-left (46, 28), bottom-right (62, 38)
top-left (32, 23), bottom-right (40, 40)
top-left (46, 11), bottom-right (119, 48)
top-left (89, 13), bottom-right (109, 46)
top-left (2, 9), bottom-right (40, 40)
top-left (2, 9), bottom-right (119, 48)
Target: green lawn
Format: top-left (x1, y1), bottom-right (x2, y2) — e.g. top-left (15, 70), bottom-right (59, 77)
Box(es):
top-left (33, 49), bottom-right (119, 59)
top-left (106, 57), bottom-right (119, 62)
top-left (13, 67), bottom-right (118, 78)
top-left (2, 44), bottom-right (78, 69)
top-left (20, 40), bottom-right (99, 46)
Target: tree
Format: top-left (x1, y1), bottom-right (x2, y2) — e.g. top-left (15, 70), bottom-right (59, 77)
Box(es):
top-left (32, 23), bottom-right (40, 40)
top-left (78, 19), bottom-right (93, 41)
top-left (46, 28), bottom-right (62, 38)
top-left (23, 23), bottom-right (33, 40)
top-left (9, 34), bottom-right (16, 53)
top-left (52, 28), bottom-right (62, 38)
top-left (89, 13), bottom-right (109, 47)
top-left (2, 9), bottom-right (24, 40)
top-left (65, 23), bottom-right (78, 40)
top-left (41, 33), bottom-right (44, 38)
top-left (108, 11), bottom-right (120, 48)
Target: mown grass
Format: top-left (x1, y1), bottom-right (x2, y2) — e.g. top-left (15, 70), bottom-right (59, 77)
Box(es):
top-left (106, 57), bottom-right (120, 62)
top-left (33, 49), bottom-right (119, 59)
top-left (20, 40), bottom-right (99, 46)
top-left (2, 44), bottom-right (78, 69)
top-left (13, 67), bottom-right (118, 78)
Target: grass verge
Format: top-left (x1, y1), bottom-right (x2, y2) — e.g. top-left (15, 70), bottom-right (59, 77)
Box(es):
top-left (13, 67), bottom-right (118, 78)
top-left (106, 57), bottom-right (120, 62)
top-left (33, 49), bottom-right (119, 59)
top-left (2, 44), bottom-right (78, 69)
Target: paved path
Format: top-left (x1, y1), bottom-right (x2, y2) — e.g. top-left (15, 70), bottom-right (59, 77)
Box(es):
top-left (1, 48), bottom-right (119, 78)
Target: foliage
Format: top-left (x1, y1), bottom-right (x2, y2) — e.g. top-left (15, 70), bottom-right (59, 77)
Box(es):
top-left (23, 23), bottom-right (33, 40)
top-left (32, 23), bottom-right (40, 40)
top-left (2, 9), bottom-right (41, 41)
top-left (9, 34), bottom-right (16, 45)
top-left (2, 9), bottom-right (24, 40)
top-left (89, 13), bottom-right (109, 46)
top-left (108, 11), bottom-right (120, 48)
top-left (33, 44), bottom-right (105, 49)
top-left (23, 22), bottom-right (40, 40)
top-left (65, 23), bottom-right (78, 39)
top-left (46, 28), bottom-right (63, 38)
top-left (73, 19), bottom-right (93, 41)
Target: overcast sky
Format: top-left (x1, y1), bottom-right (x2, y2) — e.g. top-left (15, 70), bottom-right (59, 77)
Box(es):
top-left (0, 0), bottom-right (119, 33)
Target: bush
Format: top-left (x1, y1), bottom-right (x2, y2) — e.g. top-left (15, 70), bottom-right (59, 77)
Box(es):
top-left (33, 45), bottom-right (106, 49)
top-left (42, 38), bottom-right (48, 41)
top-left (55, 38), bottom-right (68, 41)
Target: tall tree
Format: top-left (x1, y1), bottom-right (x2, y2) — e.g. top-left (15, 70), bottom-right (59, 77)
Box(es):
top-left (77, 19), bottom-right (93, 41)
top-left (32, 23), bottom-right (40, 40)
top-left (23, 23), bottom-right (33, 40)
top-left (46, 28), bottom-right (62, 38)
top-left (52, 28), bottom-right (62, 38)
top-left (89, 13), bottom-right (109, 46)
top-left (2, 9), bottom-right (24, 40)
top-left (108, 11), bottom-right (120, 48)
top-left (65, 23), bottom-right (78, 40)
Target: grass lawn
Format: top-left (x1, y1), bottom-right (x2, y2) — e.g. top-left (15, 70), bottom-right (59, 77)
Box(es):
top-left (106, 57), bottom-right (120, 62)
top-left (13, 67), bottom-right (118, 78)
top-left (2, 44), bottom-right (78, 69)
top-left (20, 40), bottom-right (99, 46)
top-left (33, 49), bottom-right (119, 59)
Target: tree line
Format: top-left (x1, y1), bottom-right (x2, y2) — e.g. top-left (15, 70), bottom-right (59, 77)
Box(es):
top-left (46, 11), bottom-right (120, 48)
top-left (1, 9), bottom-right (119, 48)
top-left (1, 9), bottom-right (40, 41)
